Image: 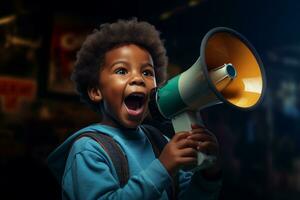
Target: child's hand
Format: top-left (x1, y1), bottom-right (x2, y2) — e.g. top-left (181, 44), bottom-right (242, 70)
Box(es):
top-left (188, 124), bottom-right (219, 159)
top-left (159, 124), bottom-right (221, 178)
top-left (188, 124), bottom-right (221, 179)
top-left (159, 131), bottom-right (199, 176)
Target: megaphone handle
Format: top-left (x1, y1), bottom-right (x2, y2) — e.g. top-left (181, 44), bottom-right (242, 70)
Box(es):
top-left (171, 111), bottom-right (217, 172)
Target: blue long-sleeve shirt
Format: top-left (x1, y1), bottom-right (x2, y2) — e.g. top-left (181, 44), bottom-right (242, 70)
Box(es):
top-left (48, 124), bottom-right (221, 200)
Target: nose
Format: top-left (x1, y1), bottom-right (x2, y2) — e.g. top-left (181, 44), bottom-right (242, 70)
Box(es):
top-left (129, 73), bottom-right (145, 87)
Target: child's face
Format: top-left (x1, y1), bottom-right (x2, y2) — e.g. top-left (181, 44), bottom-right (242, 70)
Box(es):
top-left (97, 44), bottom-right (157, 128)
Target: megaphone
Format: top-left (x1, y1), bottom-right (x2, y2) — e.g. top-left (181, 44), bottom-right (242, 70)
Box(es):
top-left (149, 27), bottom-right (266, 171)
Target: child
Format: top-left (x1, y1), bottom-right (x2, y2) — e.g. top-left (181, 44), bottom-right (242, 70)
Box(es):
top-left (48, 18), bottom-right (222, 200)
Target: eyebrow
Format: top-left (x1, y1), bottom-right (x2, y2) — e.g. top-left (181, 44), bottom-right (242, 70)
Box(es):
top-left (110, 61), bottom-right (154, 69)
top-left (110, 60), bottom-right (128, 68)
top-left (141, 62), bottom-right (154, 68)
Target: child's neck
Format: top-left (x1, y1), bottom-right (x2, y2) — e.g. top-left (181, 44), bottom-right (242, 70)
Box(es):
top-left (99, 116), bottom-right (140, 131)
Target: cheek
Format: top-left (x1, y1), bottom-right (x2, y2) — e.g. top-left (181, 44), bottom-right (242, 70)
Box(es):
top-left (102, 78), bottom-right (127, 94)
top-left (150, 80), bottom-right (157, 90)
top-left (146, 77), bottom-right (157, 89)
top-left (153, 77), bottom-right (157, 88)
top-left (153, 80), bottom-right (157, 88)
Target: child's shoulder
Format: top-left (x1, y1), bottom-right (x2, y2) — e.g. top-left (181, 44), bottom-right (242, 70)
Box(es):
top-left (68, 124), bottom-right (119, 158)
top-left (70, 136), bottom-right (102, 156)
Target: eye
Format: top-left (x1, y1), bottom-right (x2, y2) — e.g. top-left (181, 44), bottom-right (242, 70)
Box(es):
top-left (115, 68), bottom-right (127, 75)
top-left (143, 69), bottom-right (154, 77)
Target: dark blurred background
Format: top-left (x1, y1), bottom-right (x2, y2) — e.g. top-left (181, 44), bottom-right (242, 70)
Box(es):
top-left (1, 0), bottom-right (300, 199)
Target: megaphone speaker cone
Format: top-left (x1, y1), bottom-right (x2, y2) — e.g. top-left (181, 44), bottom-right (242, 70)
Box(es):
top-left (201, 27), bottom-right (266, 110)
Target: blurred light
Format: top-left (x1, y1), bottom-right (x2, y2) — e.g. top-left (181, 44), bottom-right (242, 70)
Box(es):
top-left (268, 45), bottom-right (300, 69)
top-left (282, 56), bottom-right (300, 66)
top-left (276, 80), bottom-right (299, 118)
top-left (188, 0), bottom-right (201, 7)
top-left (0, 15), bottom-right (16, 25)
top-left (159, 0), bottom-right (205, 20)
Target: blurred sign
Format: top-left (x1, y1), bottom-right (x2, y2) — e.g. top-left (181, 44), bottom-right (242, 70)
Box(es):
top-left (0, 76), bottom-right (36, 113)
top-left (48, 16), bottom-right (90, 94)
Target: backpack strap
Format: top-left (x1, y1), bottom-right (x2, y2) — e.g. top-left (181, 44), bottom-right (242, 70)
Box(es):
top-left (74, 126), bottom-right (179, 199)
top-left (76, 132), bottom-right (129, 188)
top-left (141, 125), bottom-right (179, 200)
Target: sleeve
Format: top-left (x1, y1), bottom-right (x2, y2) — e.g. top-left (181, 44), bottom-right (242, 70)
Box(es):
top-left (62, 138), bottom-right (172, 200)
top-left (177, 169), bottom-right (222, 200)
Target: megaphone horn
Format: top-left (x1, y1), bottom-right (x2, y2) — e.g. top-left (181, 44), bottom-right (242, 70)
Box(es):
top-left (149, 27), bottom-right (266, 171)
top-left (150, 27), bottom-right (266, 119)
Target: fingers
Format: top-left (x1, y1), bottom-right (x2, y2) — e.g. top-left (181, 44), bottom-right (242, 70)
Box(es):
top-left (179, 147), bottom-right (198, 157)
top-left (173, 126), bottom-right (212, 142)
top-left (178, 157), bottom-right (198, 166)
top-left (176, 138), bottom-right (199, 149)
top-left (172, 132), bottom-right (192, 142)
top-left (190, 127), bottom-right (212, 135)
top-left (188, 127), bottom-right (217, 145)
top-left (197, 141), bottom-right (219, 155)
top-left (172, 125), bottom-right (219, 157)
top-left (187, 133), bottom-right (216, 143)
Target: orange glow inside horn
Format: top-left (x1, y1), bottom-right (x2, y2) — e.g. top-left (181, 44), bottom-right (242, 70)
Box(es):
top-left (205, 32), bottom-right (264, 108)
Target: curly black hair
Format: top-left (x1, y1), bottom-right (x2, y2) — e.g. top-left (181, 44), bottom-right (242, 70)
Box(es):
top-left (71, 18), bottom-right (168, 112)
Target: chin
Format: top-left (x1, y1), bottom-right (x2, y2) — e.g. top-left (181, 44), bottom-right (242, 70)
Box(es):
top-left (121, 119), bottom-right (143, 129)
top-left (123, 122), bottom-right (140, 129)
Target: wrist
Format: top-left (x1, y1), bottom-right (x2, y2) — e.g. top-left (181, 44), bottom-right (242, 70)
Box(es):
top-left (158, 158), bottom-right (177, 177)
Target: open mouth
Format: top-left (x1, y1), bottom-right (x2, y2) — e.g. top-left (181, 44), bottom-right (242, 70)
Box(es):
top-left (124, 93), bottom-right (146, 116)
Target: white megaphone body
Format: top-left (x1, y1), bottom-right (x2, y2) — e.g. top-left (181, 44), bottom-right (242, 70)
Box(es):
top-left (149, 27), bottom-right (266, 171)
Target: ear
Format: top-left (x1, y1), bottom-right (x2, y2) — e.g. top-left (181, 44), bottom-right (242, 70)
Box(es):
top-left (87, 87), bottom-right (102, 102)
